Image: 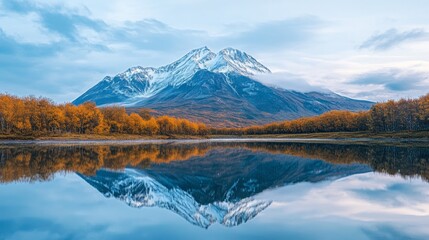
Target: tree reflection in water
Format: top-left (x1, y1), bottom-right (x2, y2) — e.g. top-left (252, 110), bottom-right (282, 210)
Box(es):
top-left (1, 142), bottom-right (428, 183)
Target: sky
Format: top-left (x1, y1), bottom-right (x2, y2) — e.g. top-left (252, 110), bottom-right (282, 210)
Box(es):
top-left (0, 0), bottom-right (429, 103)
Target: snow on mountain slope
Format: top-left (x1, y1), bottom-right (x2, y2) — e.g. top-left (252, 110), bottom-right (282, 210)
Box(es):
top-left (73, 47), bottom-right (271, 105)
top-left (208, 47), bottom-right (271, 75)
top-left (149, 47), bottom-right (216, 89)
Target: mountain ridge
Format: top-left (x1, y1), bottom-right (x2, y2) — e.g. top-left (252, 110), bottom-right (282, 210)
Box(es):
top-left (73, 47), bottom-right (373, 127)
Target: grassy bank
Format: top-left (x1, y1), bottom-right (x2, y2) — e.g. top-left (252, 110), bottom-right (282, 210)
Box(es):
top-left (222, 130), bottom-right (429, 139)
top-left (0, 133), bottom-right (174, 141)
top-left (0, 130), bottom-right (429, 141)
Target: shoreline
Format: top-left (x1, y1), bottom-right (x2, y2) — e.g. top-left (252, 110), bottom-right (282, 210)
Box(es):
top-left (1, 131), bottom-right (429, 144)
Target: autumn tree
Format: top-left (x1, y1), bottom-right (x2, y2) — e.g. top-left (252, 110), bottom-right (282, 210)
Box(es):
top-left (75, 102), bottom-right (105, 134)
top-left (127, 113), bottom-right (145, 134)
top-left (419, 94), bottom-right (429, 129)
top-left (101, 106), bottom-right (129, 133)
top-left (137, 109), bottom-right (153, 120)
top-left (156, 116), bottom-right (178, 135)
top-left (142, 117), bottom-right (159, 135)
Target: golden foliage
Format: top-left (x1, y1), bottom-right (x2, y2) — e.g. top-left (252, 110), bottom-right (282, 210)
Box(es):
top-left (212, 94), bottom-right (429, 135)
top-left (1, 93), bottom-right (428, 137)
top-left (0, 95), bottom-right (207, 136)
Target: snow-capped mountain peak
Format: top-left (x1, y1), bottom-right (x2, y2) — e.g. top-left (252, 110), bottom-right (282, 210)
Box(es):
top-left (118, 66), bottom-right (155, 82)
top-left (101, 76), bottom-right (112, 82)
top-left (109, 47), bottom-right (270, 86)
top-left (151, 47), bottom-right (217, 87)
top-left (72, 47), bottom-right (373, 119)
top-left (81, 47), bottom-right (271, 101)
top-left (208, 48), bottom-right (271, 75)
top-left (184, 46), bottom-right (215, 64)
top-left (158, 46), bottom-right (216, 73)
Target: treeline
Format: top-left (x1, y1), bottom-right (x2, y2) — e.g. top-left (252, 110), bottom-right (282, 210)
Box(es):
top-left (213, 94), bottom-right (429, 135)
top-left (0, 95), bottom-right (208, 136)
top-left (1, 94), bottom-right (429, 137)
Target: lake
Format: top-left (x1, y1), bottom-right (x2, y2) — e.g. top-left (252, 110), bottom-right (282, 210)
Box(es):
top-left (1, 139), bottom-right (429, 240)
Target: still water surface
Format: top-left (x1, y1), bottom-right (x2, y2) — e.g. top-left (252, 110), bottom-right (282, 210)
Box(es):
top-left (0, 140), bottom-right (429, 239)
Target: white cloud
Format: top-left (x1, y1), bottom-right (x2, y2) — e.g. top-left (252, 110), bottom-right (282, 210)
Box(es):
top-left (254, 72), bottom-right (327, 92)
top-left (360, 28), bottom-right (429, 51)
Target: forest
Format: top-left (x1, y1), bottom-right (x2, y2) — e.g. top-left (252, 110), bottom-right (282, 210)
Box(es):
top-left (216, 93), bottom-right (429, 135)
top-left (0, 93), bottom-right (428, 137)
top-left (0, 95), bottom-right (208, 136)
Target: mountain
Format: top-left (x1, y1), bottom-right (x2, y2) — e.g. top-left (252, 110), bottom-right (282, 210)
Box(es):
top-left (73, 47), bottom-right (373, 127)
top-left (79, 148), bottom-right (371, 228)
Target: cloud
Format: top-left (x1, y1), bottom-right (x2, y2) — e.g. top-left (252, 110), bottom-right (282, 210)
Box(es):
top-left (254, 72), bottom-right (326, 92)
top-left (360, 28), bottom-right (428, 51)
top-left (0, 28), bottom-right (60, 56)
top-left (223, 16), bottom-right (323, 50)
top-left (1, 0), bottom-right (106, 42)
top-left (2, 1), bottom-right (323, 56)
top-left (1, 1), bottom-right (212, 55)
top-left (0, 25), bottom-right (103, 102)
top-left (38, 11), bottom-right (106, 42)
top-left (110, 19), bottom-right (209, 52)
top-left (0, 0), bottom-right (34, 13)
top-left (350, 69), bottom-right (429, 91)
top-left (362, 225), bottom-right (426, 240)
top-left (107, 17), bottom-right (322, 55)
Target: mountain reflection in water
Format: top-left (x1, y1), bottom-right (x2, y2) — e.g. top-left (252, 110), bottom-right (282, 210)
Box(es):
top-left (1, 141), bottom-right (428, 228)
